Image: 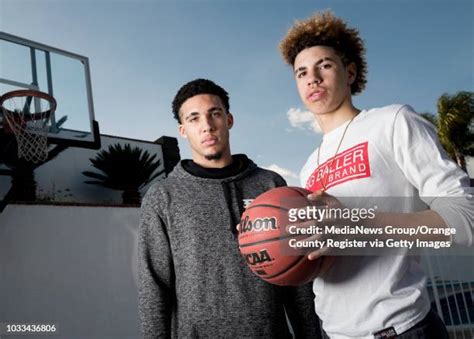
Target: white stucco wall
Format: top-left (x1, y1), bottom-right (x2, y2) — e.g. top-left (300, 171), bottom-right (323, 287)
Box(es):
top-left (0, 135), bottom-right (166, 204)
top-left (0, 204), bottom-right (141, 339)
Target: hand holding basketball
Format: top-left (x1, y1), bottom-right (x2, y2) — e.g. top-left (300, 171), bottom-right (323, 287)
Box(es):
top-left (238, 186), bottom-right (333, 286)
top-left (295, 190), bottom-right (356, 260)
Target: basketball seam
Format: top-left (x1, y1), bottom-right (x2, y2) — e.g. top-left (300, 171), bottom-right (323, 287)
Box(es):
top-left (264, 255), bottom-right (308, 279)
top-left (287, 187), bottom-right (309, 197)
top-left (245, 187), bottom-right (309, 212)
top-left (240, 187), bottom-right (313, 283)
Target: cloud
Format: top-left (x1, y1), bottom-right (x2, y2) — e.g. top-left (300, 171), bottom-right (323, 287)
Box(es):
top-left (286, 107), bottom-right (321, 133)
top-left (263, 164), bottom-right (300, 185)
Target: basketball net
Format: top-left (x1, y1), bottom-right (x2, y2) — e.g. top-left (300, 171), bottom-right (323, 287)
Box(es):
top-left (1, 91), bottom-right (55, 163)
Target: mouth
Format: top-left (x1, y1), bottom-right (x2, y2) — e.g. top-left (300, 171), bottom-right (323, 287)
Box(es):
top-left (202, 136), bottom-right (218, 146)
top-left (307, 88), bottom-right (327, 102)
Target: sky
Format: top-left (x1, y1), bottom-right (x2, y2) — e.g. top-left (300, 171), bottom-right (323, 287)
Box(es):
top-left (1, 0), bottom-right (473, 185)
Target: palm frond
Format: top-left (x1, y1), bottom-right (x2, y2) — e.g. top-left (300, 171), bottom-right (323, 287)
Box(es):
top-left (82, 143), bottom-right (164, 197)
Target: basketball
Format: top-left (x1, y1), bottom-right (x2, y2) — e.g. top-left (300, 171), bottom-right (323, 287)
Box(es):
top-left (238, 186), bottom-right (325, 286)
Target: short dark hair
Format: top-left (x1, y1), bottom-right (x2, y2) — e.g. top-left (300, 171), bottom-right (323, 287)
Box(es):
top-left (279, 10), bottom-right (367, 95)
top-left (172, 79), bottom-right (230, 123)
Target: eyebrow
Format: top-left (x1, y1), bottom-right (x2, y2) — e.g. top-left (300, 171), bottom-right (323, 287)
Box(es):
top-left (184, 112), bottom-right (199, 120)
top-left (294, 57), bottom-right (336, 74)
top-left (184, 106), bottom-right (223, 120)
top-left (208, 106), bottom-right (223, 113)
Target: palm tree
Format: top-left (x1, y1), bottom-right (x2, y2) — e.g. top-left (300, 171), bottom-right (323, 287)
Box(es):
top-left (437, 91), bottom-right (474, 171)
top-left (421, 91), bottom-right (473, 172)
top-left (82, 143), bottom-right (165, 205)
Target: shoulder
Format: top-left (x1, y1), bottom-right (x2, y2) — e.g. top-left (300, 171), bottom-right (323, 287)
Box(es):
top-left (141, 176), bottom-right (180, 212)
top-left (361, 104), bottom-right (434, 136)
top-left (364, 104), bottom-right (431, 124)
top-left (388, 104), bottom-right (437, 136)
top-left (362, 104), bottom-right (414, 121)
top-left (251, 167), bottom-right (287, 187)
top-left (141, 181), bottom-right (164, 211)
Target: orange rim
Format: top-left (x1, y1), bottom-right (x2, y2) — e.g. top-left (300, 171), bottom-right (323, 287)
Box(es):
top-left (0, 89), bottom-right (56, 121)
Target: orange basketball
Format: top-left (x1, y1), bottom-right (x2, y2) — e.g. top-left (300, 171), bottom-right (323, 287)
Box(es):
top-left (238, 186), bottom-right (325, 286)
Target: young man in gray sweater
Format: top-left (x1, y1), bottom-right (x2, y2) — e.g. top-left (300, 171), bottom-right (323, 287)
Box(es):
top-left (138, 79), bottom-right (321, 338)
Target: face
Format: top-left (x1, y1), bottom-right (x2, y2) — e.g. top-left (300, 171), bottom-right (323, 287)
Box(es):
top-left (293, 46), bottom-right (356, 116)
top-left (178, 94), bottom-right (233, 166)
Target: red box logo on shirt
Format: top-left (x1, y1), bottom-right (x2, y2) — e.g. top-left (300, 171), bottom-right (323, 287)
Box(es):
top-left (305, 142), bottom-right (371, 192)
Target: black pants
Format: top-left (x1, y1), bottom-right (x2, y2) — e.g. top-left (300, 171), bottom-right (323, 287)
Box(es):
top-left (397, 310), bottom-right (449, 339)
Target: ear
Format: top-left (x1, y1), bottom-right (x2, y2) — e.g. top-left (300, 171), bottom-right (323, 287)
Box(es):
top-left (178, 124), bottom-right (187, 139)
top-left (347, 62), bottom-right (357, 85)
top-left (227, 112), bottom-right (234, 130)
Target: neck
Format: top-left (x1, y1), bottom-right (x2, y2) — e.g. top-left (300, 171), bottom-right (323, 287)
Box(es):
top-left (192, 150), bottom-right (233, 169)
top-left (315, 98), bottom-right (359, 134)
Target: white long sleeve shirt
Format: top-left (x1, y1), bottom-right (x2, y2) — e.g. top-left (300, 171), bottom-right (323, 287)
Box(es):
top-left (300, 104), bottom-right (473, 338)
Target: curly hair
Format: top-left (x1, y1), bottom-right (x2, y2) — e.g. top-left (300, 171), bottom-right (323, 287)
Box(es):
top-left (172, 79), bottom-right (230, 123)
top-left (279, 10), bottom-right (367, 95)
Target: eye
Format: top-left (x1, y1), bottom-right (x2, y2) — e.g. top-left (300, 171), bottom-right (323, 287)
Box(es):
top-left (212, 111), bottom-right (221, 117)
top-left (189, 117), bottom-right (198, 122)
top-left (297, 71), bottom-right (307, 79)
top-left (320, 63), bottom-right (332, 70)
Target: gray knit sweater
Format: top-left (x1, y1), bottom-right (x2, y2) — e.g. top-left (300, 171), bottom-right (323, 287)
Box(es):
top-left (138, 158), bottom-right (320, 338)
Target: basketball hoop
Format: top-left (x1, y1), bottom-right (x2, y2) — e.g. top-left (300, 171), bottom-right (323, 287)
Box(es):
top-left (0, 90), bottom-right (56, 163)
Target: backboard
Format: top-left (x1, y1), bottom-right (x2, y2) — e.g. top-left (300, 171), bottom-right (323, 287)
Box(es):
top-left (0, 32), bottom-right (100, 149)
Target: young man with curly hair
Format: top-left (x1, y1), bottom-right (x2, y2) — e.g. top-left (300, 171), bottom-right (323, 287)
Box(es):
top-left (137, 79), bottom-right (321, 338)
top-left (279, 11), bottom-right (473, 339)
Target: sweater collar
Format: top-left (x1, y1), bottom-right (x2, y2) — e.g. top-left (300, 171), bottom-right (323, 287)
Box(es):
top-left (181, 154), bottom-right (250, 179)
top-left (169, 154), bottom-right (257, 183)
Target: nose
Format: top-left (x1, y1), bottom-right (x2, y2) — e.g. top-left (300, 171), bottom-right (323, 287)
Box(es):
top-left (201, 115), bottom-right (215, 133)
top-left (307, 66), bottom-right (322, 86)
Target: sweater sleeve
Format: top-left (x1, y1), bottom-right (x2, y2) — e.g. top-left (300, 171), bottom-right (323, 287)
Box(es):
top-left (391, 105), bottom-right (474, 245)
top-left (137, 187), bottom-right (175, 338)
top-left (282, 283), bottom-right (322, 338)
